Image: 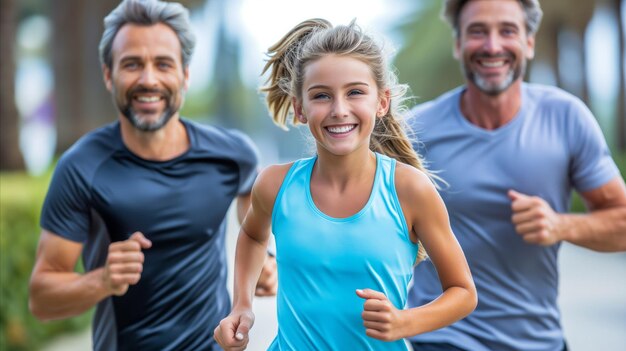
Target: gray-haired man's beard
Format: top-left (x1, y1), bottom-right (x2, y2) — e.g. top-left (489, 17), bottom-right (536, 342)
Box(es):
top-left (469, 70), bottom-right (516, 96)
top-left (462, 54), bottom-right (526, 96)
top-left (121, 105), bottom-right (176, 132)
top-left (113, 86), bottom-right (179, 132)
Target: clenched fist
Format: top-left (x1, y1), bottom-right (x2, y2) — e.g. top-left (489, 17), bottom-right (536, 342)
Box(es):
top-left (103, 231), bottom-right (152, 296)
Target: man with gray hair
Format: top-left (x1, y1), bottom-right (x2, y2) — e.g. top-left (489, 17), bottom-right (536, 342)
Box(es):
top-left (28, 0), bottom-right (276, 350)
top-left (406, 0), bottom-right (626, 350)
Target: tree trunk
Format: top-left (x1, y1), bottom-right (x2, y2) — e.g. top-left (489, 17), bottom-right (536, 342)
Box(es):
top-left (536, 0), bottom-right (595, 103)
top-left (0, 0), bottom-right (25, 171)
top-left (51, 0), bottom-right (119, 154)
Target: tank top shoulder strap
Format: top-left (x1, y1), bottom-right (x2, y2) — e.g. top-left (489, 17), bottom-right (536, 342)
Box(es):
top-left (373, 153), bottom-right (410, 240)
top-left (374, 153), bottom-right (397, 193)
top-left (271, 156), bottom-right (316, 227)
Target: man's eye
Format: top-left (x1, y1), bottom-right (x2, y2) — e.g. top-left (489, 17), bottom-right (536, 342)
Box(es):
top-left (501, 28), bottom-right (516, 36)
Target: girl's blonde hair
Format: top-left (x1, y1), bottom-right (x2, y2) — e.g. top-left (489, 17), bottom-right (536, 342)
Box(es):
top-left (261, 18), bottom-right (434, 264)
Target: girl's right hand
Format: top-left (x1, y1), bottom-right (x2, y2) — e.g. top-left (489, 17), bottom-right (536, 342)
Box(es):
top-left (213, 309), bottom-right (255, 351)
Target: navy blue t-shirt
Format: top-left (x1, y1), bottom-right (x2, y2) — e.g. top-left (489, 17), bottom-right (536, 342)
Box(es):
top-left (40, 118), bottom-right (259, 351)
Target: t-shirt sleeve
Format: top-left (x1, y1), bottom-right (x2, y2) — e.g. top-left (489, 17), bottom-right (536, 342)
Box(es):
top-left (40, 154), bottom-right (92, 243)
top-left (227, 129), bottom-right (260, 195)
top-left (568, 99), bottom-right (620, 192)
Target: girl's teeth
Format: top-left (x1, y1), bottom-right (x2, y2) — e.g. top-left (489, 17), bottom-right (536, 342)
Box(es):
top-left (327, 125), bottom-right (355, 133)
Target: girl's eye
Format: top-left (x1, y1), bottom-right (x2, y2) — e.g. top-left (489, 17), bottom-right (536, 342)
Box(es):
top-left (312, 93), bottom-right (330, 100)
top-left (348, 90), bottom-right (364, 96)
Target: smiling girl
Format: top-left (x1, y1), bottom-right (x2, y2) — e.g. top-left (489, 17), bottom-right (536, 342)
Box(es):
top-left (214, 18), bottom-right (476, 351)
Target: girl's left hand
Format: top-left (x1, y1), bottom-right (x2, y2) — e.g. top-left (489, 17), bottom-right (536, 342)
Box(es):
top-left (213, 308), bottom-right (255, 351)
top-left (356, 288), bottom-right (405, 342)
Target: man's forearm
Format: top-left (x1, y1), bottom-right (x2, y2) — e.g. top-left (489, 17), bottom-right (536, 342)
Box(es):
top-left (562, 207), bottom-right (626, 252)
top-left (29, 268), bottom-right (111, 321)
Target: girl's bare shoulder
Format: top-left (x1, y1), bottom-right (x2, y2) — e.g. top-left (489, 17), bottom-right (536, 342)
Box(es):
top-left (252, 162), bottom-right (296, 210)
top-left (393, 161), bottom-right (437, 197)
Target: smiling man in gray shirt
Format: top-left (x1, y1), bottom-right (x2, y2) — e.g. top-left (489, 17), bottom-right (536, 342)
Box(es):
top-left (406, 1), bottom-right (626, 351)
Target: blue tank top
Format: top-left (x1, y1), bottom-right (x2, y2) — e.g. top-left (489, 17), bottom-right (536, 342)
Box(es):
top-left (268, 153), bottom-right (417, 351)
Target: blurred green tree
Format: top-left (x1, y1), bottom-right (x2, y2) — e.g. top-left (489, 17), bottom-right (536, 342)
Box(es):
top-left (393, 1), bottom-right (463, 105)
top-left (0, 0), bottom-right (25, 171)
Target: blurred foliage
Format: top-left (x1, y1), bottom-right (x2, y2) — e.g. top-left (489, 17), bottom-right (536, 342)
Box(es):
top-left (393, 0), bottom-right (464, 105)
top-left (181, 81), bottom-right (268, 132)
top-left (0, 170), bottom-right (92, 351)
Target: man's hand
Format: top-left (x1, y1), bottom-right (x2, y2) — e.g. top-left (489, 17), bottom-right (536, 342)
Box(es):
top-left (508, 190), bottom-right (563, 246)
top-left (255, 254), bottom-right (277, 297)
top-left (103, 231), bottom-right (152, 296)
top-left (356, 288), bottom-right (404, 342)
top-left (214, 309), bottom-right (255, 351)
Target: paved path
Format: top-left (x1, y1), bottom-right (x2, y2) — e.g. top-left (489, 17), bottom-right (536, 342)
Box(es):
top-left (41, 208), bottom-right (626, 351)
top-left (557, 243), bottom-right (626, 350)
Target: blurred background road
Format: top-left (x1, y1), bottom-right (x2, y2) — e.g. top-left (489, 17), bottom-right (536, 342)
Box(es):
top-left (41, 207), bottom-right (626, 351)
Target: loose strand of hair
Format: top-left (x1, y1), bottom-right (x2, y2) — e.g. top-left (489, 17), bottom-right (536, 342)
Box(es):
top-left (370, 111), bottom-right (448, 264)
top-left (260, 19), bottom-right (332, 129)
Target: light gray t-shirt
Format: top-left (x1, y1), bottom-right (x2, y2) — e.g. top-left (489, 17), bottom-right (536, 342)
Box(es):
top-left (407, 83), bottom-right (619, 351)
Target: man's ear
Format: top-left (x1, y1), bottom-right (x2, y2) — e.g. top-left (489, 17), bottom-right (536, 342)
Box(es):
top-left (526, 35), bottom-right (536, 60)
top-left (293, 97), bottom-right (307, 123)
top-left (103, 64), bottom-right (113, 92)
top-left (183, 67), bottom-right (190, 91)
top-left (453, 38), bottom-right (461, 60)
